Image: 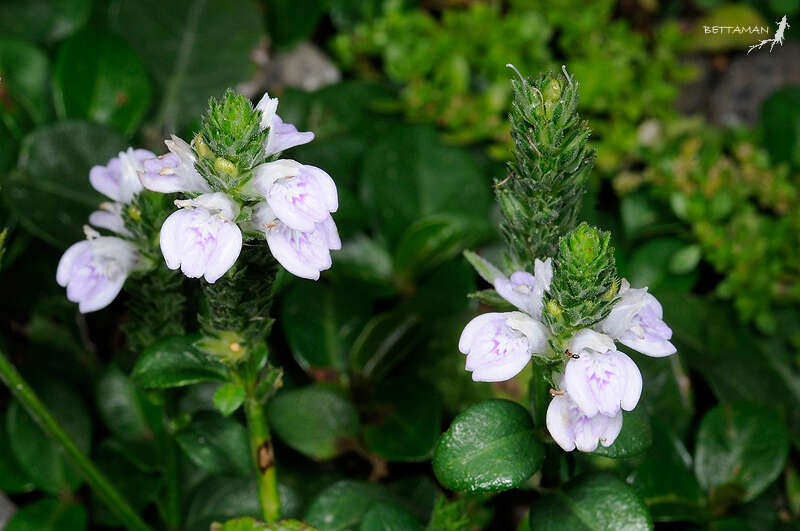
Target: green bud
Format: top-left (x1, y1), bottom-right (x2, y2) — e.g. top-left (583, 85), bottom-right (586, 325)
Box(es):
top-left (193, 133), bottom-right (213, 159)
top-left (542, 79), bottom-right (561, 104)
top-left (127, 204), bottom-right (142, 222)
top-left (214, 157), bottom-right (238, 178)
top-left (195, 330), bottom-right (248, 365)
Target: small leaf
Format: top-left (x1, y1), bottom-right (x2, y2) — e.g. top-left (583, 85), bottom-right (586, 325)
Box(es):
top-left (53, 30), bottom-right (151, 136)
top-left (463, 250), bottom-right (503, 284)
top-left (268, 386), bottom-right (360, 460)
top-left (213, 382), bottom-right (246, 416)
top-left (468, 289), bottom-right (515, 310)
top-left (304, 480), bottom-right (397, 530)
top-left (0, 38), bottom-right (52, 128)
top-left (433, 399), bottom-right (543, 493)
top-left (528, 474), bottom-right (652, 530)
top-left (393, 215), bottom-right (478, 281)
top-left (695, 402), bottom-right (789, 504)
top-left (96, 365), bottom-right (152, 441)
top-left (349, 311), bottom-right (421, 381)
top-left (175, 411), bottom-right (251, 477)
top-left (668, 245), bottom-right (701, 275)
top-left (132, 335), bottom-right (229, 389)
top-left (592, 408), bottom-right (653, 458)
top-left (360, 502), bottom-right (422, 531)
top-left (6, 499), bottom-right (87, 531)
top-left (7, 379), bottom-right (91, 494)
top-left (364, 380), bottom-right (442, 462)
top-left (1, 121), bottom-right (125, 247)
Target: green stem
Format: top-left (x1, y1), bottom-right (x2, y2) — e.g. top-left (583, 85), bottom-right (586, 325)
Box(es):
top-left (243, 382), bottom-right (280, 523)
top-left (0, 349), bottom-right (152, 531)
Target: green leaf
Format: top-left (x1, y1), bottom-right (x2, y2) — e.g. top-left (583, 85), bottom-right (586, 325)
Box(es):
top-left (360, 124), bottom-right (491, 245)
top-left (266, 0), bottom-right (325, 50)
top-left (668, 244), bottom-right (701, 275)
top-left (629, 424), bottom-right (707, 522)
top-left (7, 379), bottom-right (91, 494)
top-left (0, 39), bottom-right (51, 129)
top-left (528, 474), bottom-right (652, 530)
top-left (0, 413), bottom-right (34, 493)
top-left (213, 382), bottom-right (246, 416)
top-left (96, 365), bottom-right (152, 441)
top-left (268, 386), bottom-right (360, 460)
top-left (635, 353), bottom-right (694, 438)
top-left (176, 411), bottom-right (251, 477)
top-left (132, 334), bottom-right (229, 389)
top-left (463, 250), bottom-right (503, 285)
top-left (281, 282), bottom-right (371, 377)
top-left (53, 30), bottom-right (151, 136)
top-left (304, 480), bottom-right (397, 531)
top-left (623, 238), bottom-right (697, 293)
top-left (110, 0), bottom-right (265, 132)
top-left (364, 380), bottom-right (442, 462)
top-left (6, 498), bottom-right (87, 531)
top-left (1, 121), bottom-right (125, 247)
top-left (393, 215), bottom-right (478, 281)
top-left (186, 476), bottom-right (260, 531)
top-left (0, 0), bottom-right (90, 44)
top-left (433, 399), bottom-right (544, 493)
top-left (349, 311), bottom-right (421, 381)
top-left (329, 235), bottom-right (394, 293)
top-left (761, 87), bottom-right (800, 169)
top-left (360, 502), bottom-right (422, 531)
top-left (695, 402), bottom-right (789, 504)
top-left (592, 408), bottom-right (652, 458)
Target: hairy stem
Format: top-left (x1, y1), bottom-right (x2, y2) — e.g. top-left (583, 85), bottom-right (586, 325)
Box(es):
top-left (0, 349), bottom-right (152, 531)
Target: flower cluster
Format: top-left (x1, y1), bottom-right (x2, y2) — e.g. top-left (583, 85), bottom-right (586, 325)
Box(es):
top-left (459, 261), bottom-right (676, 453)
top-left (57, 148), bottom-right (152, 312)
top-left (142, 92), bottom-right (340, 282)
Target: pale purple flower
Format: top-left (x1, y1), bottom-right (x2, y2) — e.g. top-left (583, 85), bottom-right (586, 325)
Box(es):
top-left (563, 329), bottom-right (642, 417)
top-left (159, 193), bottom-right (242, 283)
top-left (598, 279), bottom-right (676, 357)
top-left (90, 148), bottom-right (154, 204)
top-left (139, 135), bottom-right (211, 194)
top-left (458, 312), bottom-right (549, 382)
top-left (546, 393), bottom-right (623, 452)
top-left (252, 202), bottom-right (340, 280)
top-left (89, 202), bottom-right (131, 237)
top-left (56, 229), bottom-right (138, 313)
top-left (256, 92), bottom-right (314, 156)
top-left (245, 159), bottom-right (338, 232)
top-left (493, 258), bottom-right (552, 319)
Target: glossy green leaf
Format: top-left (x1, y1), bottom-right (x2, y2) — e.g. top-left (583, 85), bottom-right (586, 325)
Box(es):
top-left (176, 411), bottom-right (251, 477)
top-left (364, 380), bottom-right (442, 462)
top-left (96, 365), bottom-right (152, 441)
top-left (330, 235), bottom-right (394, 293)
top-left (186, 477), bottom-right (260, 531)
top-left (528, 474), bottom-right (653, 530)
top-left (349, 311), bottom-right (421, 381)
top-left (213, 382), bottom-right (246, 416)
top-left (281, 282), bottom-right (371, 377)
top-left (695, 402), bottom-right (789, 504)
top-left (53, 31), bottom-right (151, 136)
top-left (630, 424), bottom-right (707, 522)
top-left (132, 335), bottom-right (229, 389)
top-left (304, 480), bottom-right (397, 531)
top-left (0, 39), bottom-right (51, 129)
top-left (1, 121), bottom-right (125, 247)
top-left (6, 498), bottom-right (87, 531)
top-left (360, 502), bottom-right (422, 531)
top-left (7, 379), bottom-right (91, 494)
top-left (0, 0), bottom-right (90, 43)
top-left (360, 124), bottom-right (491, 245)
top-left (393, 215), bottom-right (477, 281)
top-left (433, 399), bottom-right (543, 493)
top-left (592, 408), bottom-right (652, 458)
top-left (268, 386), bottom-right (360, 460)
top-left (110, 0), bottom-right (265, 131)
top-left (463, 250), bottom-right (503, 284)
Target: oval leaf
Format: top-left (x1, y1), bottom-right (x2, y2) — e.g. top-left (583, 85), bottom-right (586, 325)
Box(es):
top-left (433, 399), bottom-right (543, 493)
top-left (176, 411), bottom-right (251, 477)
top-left (304, 480), bottom-right (396, 530)
top-left (592, 408), bottom-right (653, 458)
top-left (132, 335), bottom-right (229, 389)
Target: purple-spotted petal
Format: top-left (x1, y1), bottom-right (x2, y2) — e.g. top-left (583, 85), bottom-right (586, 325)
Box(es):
top-left (563, 343), bottom-right (642, 417)
top-left (459, 312), bottom-right (534, 382)
top-left (546, 394), bottom-right (624, 453)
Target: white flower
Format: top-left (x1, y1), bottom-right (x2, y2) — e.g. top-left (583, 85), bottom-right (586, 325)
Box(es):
top-left (599, 279), bottom-right (676, 357)
top-left (56, 229), bottom-right (138, 313)
top-left (245, 159), bottom-right (338, 232)
top-left (256, 92), bottom-right (314, 156)
top-left (90, 148), bottom-right (154, 204)
top-left (89, 202), bottom-right (131, 237)
top-left (252, 202), bottom-right (340, 280)
top-left (563, 329), bottom-right (642, 417)
top-left (493, 258), bottom-right (552, 319)
top-left (159, 192), bottom-right (242, 283)
top-left (139, 135), bottom-right (211, 194)
top-left (546, 393), bottom-right (623, 452)
top-left (458, 311), bottom-right (549, 382)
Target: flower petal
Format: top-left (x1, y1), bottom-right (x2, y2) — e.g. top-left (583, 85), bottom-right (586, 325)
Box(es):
top-left (546, 395), bottom-right (576, 452)
top-left (203, 221), bottom-right (242, 283)
top-left (617, 351), bottom-right (643, 411)
top-left (458, 313), bottom-right (504, 354)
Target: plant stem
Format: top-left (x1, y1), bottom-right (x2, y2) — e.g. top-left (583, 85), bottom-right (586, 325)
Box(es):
top-left (243, 382), bottom-right (280, 523)
top-left (0, 349), bottom-right (152, 531)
